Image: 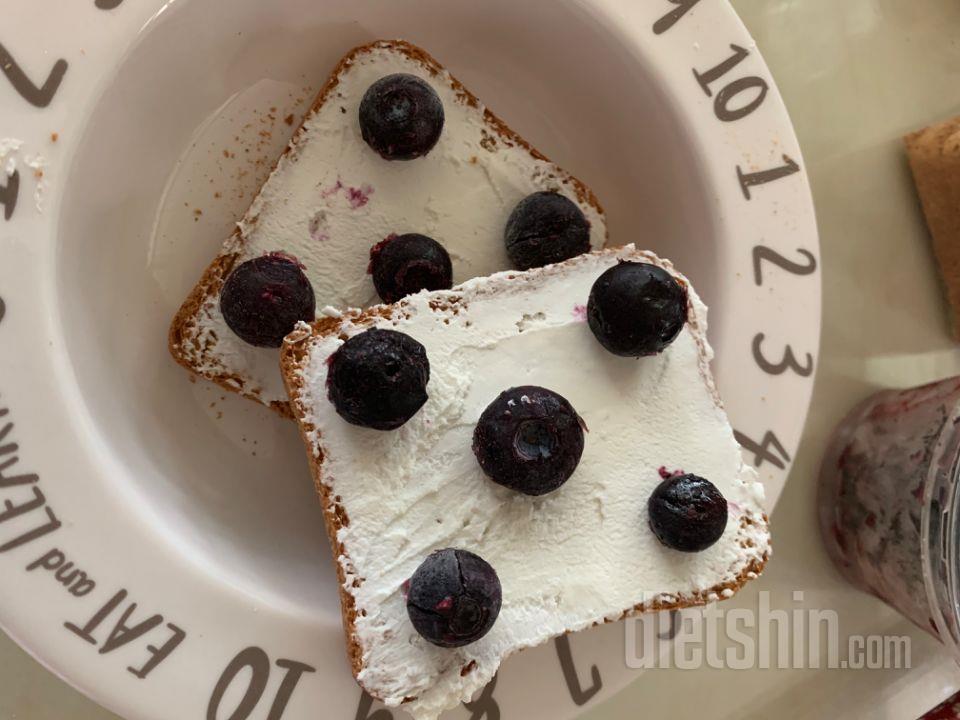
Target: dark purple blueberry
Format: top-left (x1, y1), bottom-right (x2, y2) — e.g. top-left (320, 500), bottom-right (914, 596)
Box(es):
top-left (359, 74), bottom-right (444, 161)
top-left (369, 233), bottom-right (453, 303)
top-left (587, 261), bottom-right (687, 357)
top-left (406, 548), bottom-right (501, 647)
top-left (648, 473), bottom-right (728, 552)
top-left (219, 253), bottom-right (315, 348)
top-left (504, 191), bottom-right (591, 270)
top-left (473, 386), bottom-right (585, 496)
top-left (326, 328), bottom-right (429, 430)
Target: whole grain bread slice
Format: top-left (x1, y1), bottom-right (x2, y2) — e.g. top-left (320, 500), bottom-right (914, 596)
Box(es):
top-left (905, 116), bottom-right (960, 338)
top-left (279, 246), bottom-right (769, 720)
top-left (169, 39), bottom-right (607, 416)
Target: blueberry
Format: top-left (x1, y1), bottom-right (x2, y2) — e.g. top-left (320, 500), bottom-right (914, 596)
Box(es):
top-left (648, 474), bottom-right (728, 552)
top-left (359, 74), bottom-right (444, 161)
top-left (369, 233), bottom-right (453, 303)
top-left (326, 328), bottom-right (429, 430)
top-left (473, 386), bottom-right (585, 496)
top-left (406, 548), bottom-right (502, 648)
top-left (587, 261), bottom-right (687, 357)
top-left (219, 253), bottom-right (316, 348)
top-left (504, 191), bottom-right (591, 270)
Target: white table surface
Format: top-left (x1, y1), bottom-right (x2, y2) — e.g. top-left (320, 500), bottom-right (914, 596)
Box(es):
top-left (4, 0), bottom-right (960, 718)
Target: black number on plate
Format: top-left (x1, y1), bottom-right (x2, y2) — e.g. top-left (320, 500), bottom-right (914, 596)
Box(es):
top-left (0, 169), bottom-right (19, 221)
top-left (555, 635), bottom-right (602, 706)
top-left (0, 42), bottom-right (67, 108)
top-left (653, 0), bottom-right (702, 34)
top-left (208, 647), bottom-right (315, 720)
top-left (753, 246), bottom-right (817, 286)
top-left (737, 155), bottom-right (800, 200)
top-left (463, 674), bottom-right (499, 720)
top-left (659, 610), bottom-right (680, 640)
top-left (693, 44), bottom-right (768, 122)
top-left (734, 430), bottom-right (791, 470)
top-left (95, 0), bottom-right (125, 8)
top-left (752, 333), bottom-right (814, 377)
top-left (355, 691), bottom-right (393, 720)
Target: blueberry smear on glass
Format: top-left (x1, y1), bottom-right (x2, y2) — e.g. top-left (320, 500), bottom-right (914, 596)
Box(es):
top-left (369, 233), bottom-right (453, 303)
top-left (504, 191), bottom-right (591, 270)
top-left (219, 252), bottom-right (316, 348)
top-left (359, 74), bottom-right (444, 161)
top-left (648, 473), bottom-right (728, 552)
top-left (326, 328), bottom-right (429, 430)
top-left (587, 261), bottom-right (687, 357)
top-left (406, 548), bottom-right (502, 648)
top-left (473, 385), bottom-right (585, 496)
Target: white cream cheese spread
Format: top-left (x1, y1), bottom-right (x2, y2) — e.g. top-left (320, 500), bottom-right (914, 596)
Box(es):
top-left (289, 246), bottom-right (769, 719)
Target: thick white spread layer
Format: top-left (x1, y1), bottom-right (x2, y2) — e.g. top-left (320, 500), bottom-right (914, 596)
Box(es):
top-left (291, 247), bottom-right (769, 720)
top-left (188, 43), bottom-right (606, 403)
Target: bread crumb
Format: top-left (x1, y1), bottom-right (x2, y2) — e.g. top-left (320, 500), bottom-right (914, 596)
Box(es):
top-left (194, 208), bottom-right (203, 216)
top-left (214, 191), bottom-right (221, 199)
top-left (50, 132), bottom-right (59, 143)
top-left (223, 149), bottom-right (230, 158)
top-left (284, 113), bottom-right (295, 126)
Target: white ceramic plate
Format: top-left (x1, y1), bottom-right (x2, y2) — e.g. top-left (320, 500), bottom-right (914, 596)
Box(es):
top-left (0, 0), bottom-right (819, 718)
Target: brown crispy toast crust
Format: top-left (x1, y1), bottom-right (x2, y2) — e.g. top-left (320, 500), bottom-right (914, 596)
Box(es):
top-left (905, 116), bottom-right (960, 338)
top-left (169, 39), bottom-right (606, 416)
top-left (278, 248), bottom-right (770, 697)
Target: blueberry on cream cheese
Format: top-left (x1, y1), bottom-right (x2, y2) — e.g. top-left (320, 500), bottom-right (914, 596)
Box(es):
top-left (369, 233), bottom-right (453, 303)
top-left (587, 261), bottom-right (687, 357)
top-left (504, 191), bottom-right (591, 270)
top-left (359, 73), bottom-right (445, 161)
top-left (473, 386), bottom-right (585, 496)
top-left (406, 548), bottom-right (502, 648)
top-left (220, 252), bottom-right (316, 348)
top-left (648, 473), bottom-right (728, 552)
top-left (326, 328), bottom-right (429, 430)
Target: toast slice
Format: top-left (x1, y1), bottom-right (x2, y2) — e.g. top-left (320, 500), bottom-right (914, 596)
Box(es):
top-left (170, 40), bottom-right (607, 415)
top-left (905, 116), bottom-right (960, 338)
top-left (280, 246), bottom-right (770, 719)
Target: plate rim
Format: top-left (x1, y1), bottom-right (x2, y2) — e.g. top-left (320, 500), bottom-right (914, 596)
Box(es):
top-left (0, 0), bottom-right (821, 718)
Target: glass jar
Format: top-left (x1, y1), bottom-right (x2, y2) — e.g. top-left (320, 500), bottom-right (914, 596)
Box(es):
top-left (818, 376), bottom-right (960, 657)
